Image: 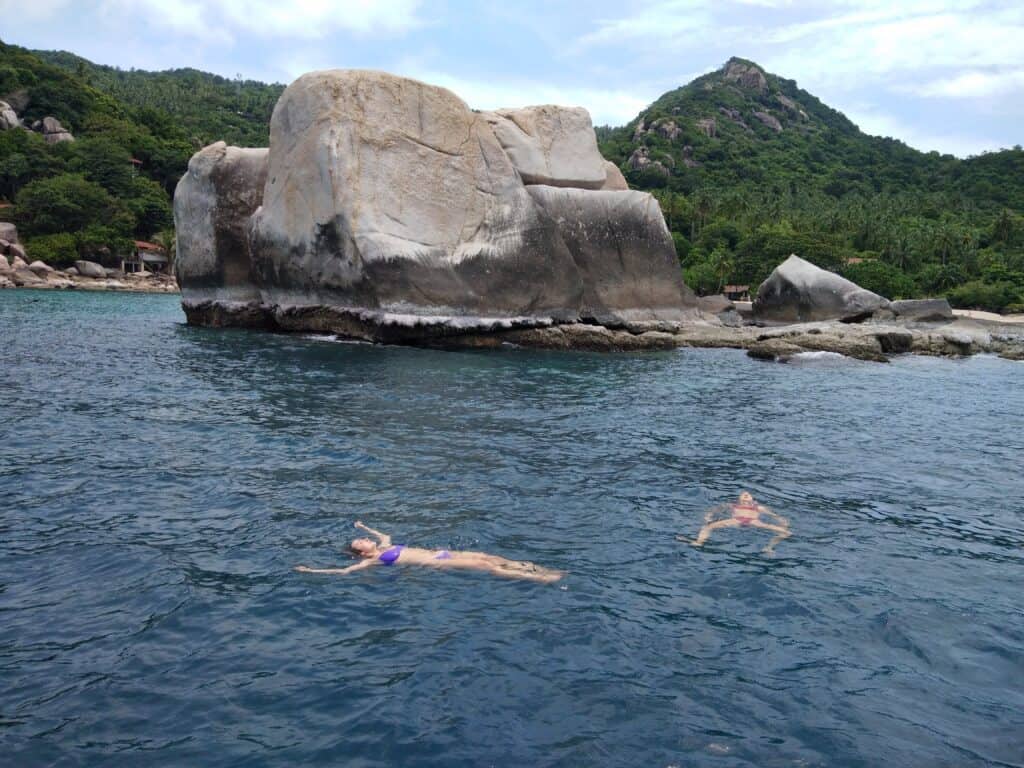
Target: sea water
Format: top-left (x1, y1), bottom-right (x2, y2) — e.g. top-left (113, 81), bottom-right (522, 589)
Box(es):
top-left (1, 289), bottom-right (1022, 767)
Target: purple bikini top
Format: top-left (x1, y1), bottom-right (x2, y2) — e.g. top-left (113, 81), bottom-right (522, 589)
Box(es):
top-left (378, 545), bottom-right (404, 564)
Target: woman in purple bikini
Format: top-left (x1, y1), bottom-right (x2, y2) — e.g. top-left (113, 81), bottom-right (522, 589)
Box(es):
top-left (295, 521), bottom-right (564, 583)
top-left (679, 492), bottom-right (791, 554)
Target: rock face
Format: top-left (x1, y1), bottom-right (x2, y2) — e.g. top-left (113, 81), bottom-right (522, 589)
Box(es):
top-left (481, 106), bottom-right (607, 189)
top-left (174, 142), bottom-right (268, 302)
top-left (0, 222), bottom-right (18, 243)
top-left (753, 254), bottom-right (890, 323)
top-left (176, 69), bottom-right (697, 344)
top-left (752, 111), bottom-right (783, 132)
top-left (723, 60), bottom-right (767, 92)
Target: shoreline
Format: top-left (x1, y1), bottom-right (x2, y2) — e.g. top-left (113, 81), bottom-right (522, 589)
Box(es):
top-left (6, 283), bottom-right (1023, 362)
top-left (0, 273), bottom-right (178, 294)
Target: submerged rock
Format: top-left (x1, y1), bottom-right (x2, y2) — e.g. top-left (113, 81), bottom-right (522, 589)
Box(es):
top-left (753, 254), bottom-right (889, 323)
top-left (175, 69), bottom-right (697, 346)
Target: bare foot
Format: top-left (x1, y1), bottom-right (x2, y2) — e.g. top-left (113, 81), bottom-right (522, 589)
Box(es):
top-left (295, 565), bottom-right (313, 572)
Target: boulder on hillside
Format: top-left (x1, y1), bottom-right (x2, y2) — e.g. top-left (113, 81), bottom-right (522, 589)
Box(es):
top-left (481, 105), bottom-right (607, 189)
top-left (8, 243), bottom-right (27, 262)
top-left (12, 267), bottom-right (44, 286)
top-left (40, 116), bottom-right (74, 144)
top-left (0, 100), bottom-right (20, 131)
top-left (11, 254), bottom-right (28, 269)
top-left (64, 267), bottom-right (80, 276)
top-left (75, 260), bottom-right (107, 278)
top-left (600, 161), bottom-right (629, 191)
top-left (752, 111), bottom-right (782, 132)
top-left (0, 222), bottom-right (18, 243)
top-left (176, 69), bottom-right (698, 343)
top-left (28, 260), bottom-right (54, 275)
top-left (723, 60), bottom-right (767, 92)
top-left (753, 254), bottom-right (890, 323)
top-left (889, 298), bottom-right (953, 322)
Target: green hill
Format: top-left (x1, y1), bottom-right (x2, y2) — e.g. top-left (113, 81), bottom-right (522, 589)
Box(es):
top-left (598, 57), bottom-right (1024, 310)
top-left (0, 39), bottom-right (276, 267)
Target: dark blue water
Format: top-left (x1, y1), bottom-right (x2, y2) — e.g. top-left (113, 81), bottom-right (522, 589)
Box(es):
top-left (2, 289), bottom-right (1022, 767)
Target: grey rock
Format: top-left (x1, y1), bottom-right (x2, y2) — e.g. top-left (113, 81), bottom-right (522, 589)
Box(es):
top-left (718, 107), bottom-right (750, 131)
top-left (74, 260), bottom-right (107, 278)
top-left (0, 255), bottom-right (10, 274)
top-left (28, 260), bottom-right (54, 275)
top-left (64, 267), bottom-right (80, 276)
top-left (40, 116), bottom-right (74, 144)
top-left (653, 119), bottom-right (681, 141)
top-left (482, 105), bottom-right (607, 189)
top-left (697, 294), bottom-right (735, 314)
top-left (753, 254), bottom-right (890, 323)
top-left (753, 111), bottom-right (783, 132)
top-left (723, 60), bottom-right (767, 92)
top-left (175, 69), bottom-right (697, 345)
top-left (174, 142), bottom-right (268, 303)
top-left (889, 298), bottom-right (953, 322)
top-left (12, 267), bottom-right (44, 286)
top-left (0, 275), bottom-right (13, 289)
top-left (8, 243), bottom-right (27, 262)
top-left (0, 100), bottom-right (20, 131)
top-left (0, 222), bottom-right (18, 243)
top-left (526, 185), bottom-right (697, 325)
top-left (600, 161), bottom-right (629, 191)
top-left (10, 254), bottom-right (28, 269)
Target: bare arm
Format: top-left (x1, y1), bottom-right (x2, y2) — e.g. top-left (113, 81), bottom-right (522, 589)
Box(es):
top-left (354, 521), bottom-right (392, 547)
top-left (295, 560), bottom-right (377, 575)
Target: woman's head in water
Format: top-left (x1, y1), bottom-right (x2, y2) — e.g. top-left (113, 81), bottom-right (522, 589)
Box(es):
top-left (737, 491), bottom-right (755, 505)
top-left (350, 538), bottom-right (377, 557)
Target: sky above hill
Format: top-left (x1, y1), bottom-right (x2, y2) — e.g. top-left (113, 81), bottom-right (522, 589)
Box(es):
top-left (3, 0), bottom-right (1022, 157)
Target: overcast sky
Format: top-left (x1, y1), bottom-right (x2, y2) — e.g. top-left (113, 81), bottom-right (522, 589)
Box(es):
top-left (3, 0), bottom-right (1022, 157)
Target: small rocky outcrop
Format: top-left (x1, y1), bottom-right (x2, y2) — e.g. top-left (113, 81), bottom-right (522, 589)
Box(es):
top-left (0, 101), bottom-right (21, 131)
top-left (10, 254), bottom-right (28, 269)
top-left (0, 255), bottom-right (11, 274)
top-left (481, 106), bottom-right (607, 189)
top-left (888, 299), bottom-right (953, 323)
top-left (0, 222), bottom-right (18, 243)
top-left (28, 260), bottom-right (54, 276)
top-left (653, 119), bottom-right (681, 141)
top-left (627, 146), bottom-right (670, 175)
top-left (75, 260), bottom-right (107, 278)
top-left (752, 111), bottom-right (783, 132)
top-left (723, 60), bottom-right (767, 92)
top-left (38, 116), bottom-right (74, 144)
top-left (753, 254), bottom-right (890, 323)
top-left (718, 107), bottom-right (750, 131)
top-left (681, 146), bottom-right (700, 168)
top-left (696, 118), bottom-right (717, 138)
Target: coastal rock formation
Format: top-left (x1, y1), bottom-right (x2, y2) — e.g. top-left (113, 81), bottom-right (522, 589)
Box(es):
top-left (28, 260), bottom-right (54, 275)
top-left (174, 142), bottom-right (268, 303)
top-left (753, 254), bottom-right (890, 323)
top-left (752, 111), bottom-right (783, 132)
top-left (0, 222), bottom-right (18, 243)
top-left (481, 106), bottom-right (607, 189)
top-left (176, 69), bottom-right (697, 344)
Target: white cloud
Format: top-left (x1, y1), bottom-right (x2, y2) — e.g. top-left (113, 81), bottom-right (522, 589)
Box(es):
top-left (398, 70), bottom-right (652, 127)
top-left (908, 70), bottom-right (1024, 99)
top-left (843, 104), bottom-right (995, 158)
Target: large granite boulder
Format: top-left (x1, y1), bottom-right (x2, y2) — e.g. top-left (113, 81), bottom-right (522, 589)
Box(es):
top-left (600, 161), bottom-right (629, 191)
top-left (481, 106), bottom-right (607, 189)
top-left (0, 255), bottom-right (10, 274)
top-left (177, 69), bottom-right (697, 344)
top-left (174, 142), bottom-right (268, 303)
top-left (0, 222), bottom-right (18, 243)
top-left (753, 255), bottom-right (890, 323)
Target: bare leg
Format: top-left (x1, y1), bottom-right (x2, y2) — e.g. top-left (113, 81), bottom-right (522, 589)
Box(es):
top-left (752, 522), bottom-right (790, 554)
top-left (684, 519), bottom-right (738, 547)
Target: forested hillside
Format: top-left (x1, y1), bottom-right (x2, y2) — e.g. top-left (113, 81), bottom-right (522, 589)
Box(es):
top-left (0, 40), bottom-right (275, 267)
top-left (598, 58), bottom-right (1024, 312)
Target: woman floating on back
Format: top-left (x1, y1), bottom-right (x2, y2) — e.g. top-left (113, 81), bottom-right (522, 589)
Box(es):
top-left (296, 521), bottom-right (564, 583)
top-left (679, 492), bottom-right (791, 554)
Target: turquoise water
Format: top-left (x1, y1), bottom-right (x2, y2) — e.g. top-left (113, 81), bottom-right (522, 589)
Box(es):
top-left (1, 289), bottom-right (1022, 767)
